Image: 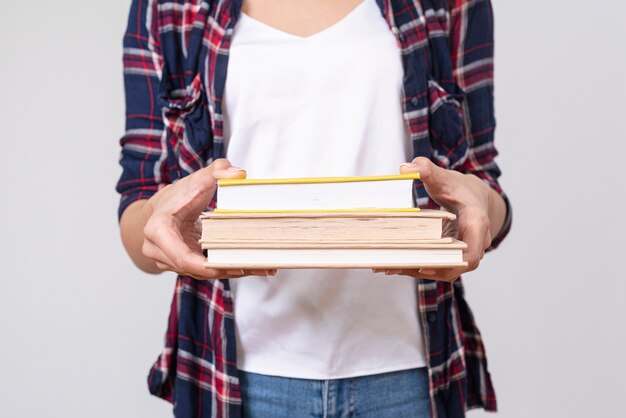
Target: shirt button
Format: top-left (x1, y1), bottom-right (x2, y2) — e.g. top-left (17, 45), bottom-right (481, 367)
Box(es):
top-left (427, 312), bottom-right (437, 322)
top-left (411, 97), bottom-right (419, 106)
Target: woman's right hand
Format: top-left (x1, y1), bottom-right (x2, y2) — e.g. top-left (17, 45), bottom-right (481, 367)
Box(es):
top-left (137, 158), bottom-right (276, 280)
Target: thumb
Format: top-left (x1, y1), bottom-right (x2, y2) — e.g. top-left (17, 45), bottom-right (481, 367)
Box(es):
top-left (194, 158), bottom-right (247, 189)
top-left (400, 157), bottom-right (451, 209)
top-left (174, 159), bottom-right (246, 218)
top-left (399, 156), bottom-right (440, 186)
top-left (212, 165), bottom-right (247, 183)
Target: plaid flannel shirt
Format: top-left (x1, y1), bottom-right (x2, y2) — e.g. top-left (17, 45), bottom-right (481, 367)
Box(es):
top-left (116, 0), bottom-right (512, 417)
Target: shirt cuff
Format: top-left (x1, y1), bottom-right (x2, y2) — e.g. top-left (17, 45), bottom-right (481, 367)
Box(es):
top-left (118, 189), bottom-right (158, 221)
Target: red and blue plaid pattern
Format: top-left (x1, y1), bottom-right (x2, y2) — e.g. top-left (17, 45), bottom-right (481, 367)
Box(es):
top-left (116, 0), bottom-right (512, 417)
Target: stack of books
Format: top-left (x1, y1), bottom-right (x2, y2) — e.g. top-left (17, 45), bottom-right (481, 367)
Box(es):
top-left (200, 174), bottom-right (467, 269)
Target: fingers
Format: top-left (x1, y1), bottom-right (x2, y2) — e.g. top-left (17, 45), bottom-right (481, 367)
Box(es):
top-left (392, 158), bottom-right (492, 280)
top-left (141, 158), bottom-right (256, 281)
top-left (250, 269), bottom-right (277, 276)
top-left (208, 269), bottom-right (275, 279)
top-left (458, 208), bottom-right (491, 272)
top-left (144, 213), bottom-right (212, 278)
top-left (143, 237), bottom-right (276, 279)
top-left (460, 227), bottom-right (483, 273)
top-left (221, 268), bottom-right (276, 277)
top-left (143, 238), bottom-right (175, 267)
top-left (155, 260), bottom-right (175, 271)
top-left (151, 254), bottom-right (277, 279)
top-left (416, 267), bottom-right (464, 282)
top-left (372, 268), bottom-right (461, 282)
top-left (373, 216), bottom-right (489, 281)
top-left (370, 213), bottom-right (490, 281)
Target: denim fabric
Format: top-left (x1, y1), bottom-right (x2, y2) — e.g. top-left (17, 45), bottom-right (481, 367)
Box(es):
top-left (238, 367), bottom-right (431, 418)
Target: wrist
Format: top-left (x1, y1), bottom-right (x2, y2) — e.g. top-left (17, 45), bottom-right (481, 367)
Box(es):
top-left (486, 185), bottom-right (506, 239)
top-left (119, 199), bottom-right (162, 274)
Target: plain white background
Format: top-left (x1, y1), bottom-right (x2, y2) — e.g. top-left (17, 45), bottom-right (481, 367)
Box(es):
top-left (0, 1), bottom-right (624, 417)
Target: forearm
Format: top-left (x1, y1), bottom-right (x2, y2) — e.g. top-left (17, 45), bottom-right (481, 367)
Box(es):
top-left (119, 199), bottom-right (161, 274)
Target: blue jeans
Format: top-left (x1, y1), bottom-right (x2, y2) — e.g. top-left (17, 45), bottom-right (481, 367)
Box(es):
top-left (238, 367), bottom-right (431, 418)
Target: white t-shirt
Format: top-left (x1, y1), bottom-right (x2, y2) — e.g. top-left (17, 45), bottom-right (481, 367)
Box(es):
top-left (222, 0), bottom-right (426, 379)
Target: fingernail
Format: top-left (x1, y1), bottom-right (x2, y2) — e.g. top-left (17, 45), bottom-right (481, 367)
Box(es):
top-left (226, 269), bottom-right (244, 275)
top-left (400, 163), bottom-right (417, 168)
top-left (418, 268), bottom-right (437, 275)
top-left (227, 166), bottom-right (245, 172)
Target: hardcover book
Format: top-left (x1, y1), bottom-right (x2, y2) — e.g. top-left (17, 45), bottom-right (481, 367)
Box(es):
top-left (201, 173), bottom-right (467, 269)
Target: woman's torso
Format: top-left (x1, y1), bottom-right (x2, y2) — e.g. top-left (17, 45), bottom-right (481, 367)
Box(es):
top-left (223, 0), bottom-right (427, 379)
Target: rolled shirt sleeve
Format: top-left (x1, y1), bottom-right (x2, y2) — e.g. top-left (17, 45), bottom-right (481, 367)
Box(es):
top-left (116, 0), bottom-right (168, 220)
top-left (450, 0), bottom-right (512, 249)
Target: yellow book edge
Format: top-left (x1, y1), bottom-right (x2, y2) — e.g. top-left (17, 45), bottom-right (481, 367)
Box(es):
top-left (213, 208), bottom-right (421, 214)
top-left (217, 173), bottom-right (420, 187)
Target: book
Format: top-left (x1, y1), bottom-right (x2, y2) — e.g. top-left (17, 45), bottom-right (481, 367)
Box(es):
top-left (200, 173), bottom-right (467, 270)
top-left (199, 210), bottom-right (465, 269)
top-left (200, 210), bottom-right (455, 243)
top-left (215, 173), bottom-right (420, 212)
top-left (201, 239), bottom-right (467, 269)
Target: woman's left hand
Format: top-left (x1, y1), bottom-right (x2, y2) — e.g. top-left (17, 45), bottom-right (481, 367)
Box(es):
top-left (373, 156), bottom-right (501, 282)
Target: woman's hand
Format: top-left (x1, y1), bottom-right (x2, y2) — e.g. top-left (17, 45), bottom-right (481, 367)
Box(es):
top-left (121, 158), bottom-right (276, 280)
top-left (373, 157), bottom-right (505, 282)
